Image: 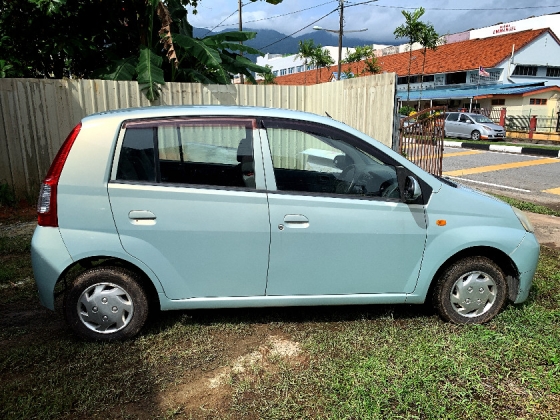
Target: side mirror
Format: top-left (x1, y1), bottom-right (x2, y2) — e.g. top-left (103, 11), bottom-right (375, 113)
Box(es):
top-left (403, 176), bottom-right (422, 202)
top-left (396, 166), bottom-right (422, 203)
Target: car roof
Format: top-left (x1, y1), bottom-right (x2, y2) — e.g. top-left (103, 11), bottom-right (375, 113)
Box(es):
top-left (84, 105), bottom-right (334, 126)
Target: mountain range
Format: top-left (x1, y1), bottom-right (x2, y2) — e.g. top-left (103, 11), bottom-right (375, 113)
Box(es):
top-left (193, 27), bottom-right (386, 57)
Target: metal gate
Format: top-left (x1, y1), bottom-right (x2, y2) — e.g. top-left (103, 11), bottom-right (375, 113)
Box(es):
top-left (399, 106), bottom-right (446, 176)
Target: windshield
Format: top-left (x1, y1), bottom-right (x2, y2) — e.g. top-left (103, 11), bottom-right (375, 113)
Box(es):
top-left (470, 115), bottom-right (494, 123)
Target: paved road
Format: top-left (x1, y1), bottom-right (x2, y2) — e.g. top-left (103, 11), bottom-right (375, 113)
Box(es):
top-left (442, 146), bottom-right (560, 210)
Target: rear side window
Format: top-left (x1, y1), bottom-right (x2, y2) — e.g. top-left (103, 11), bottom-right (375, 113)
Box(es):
top-left (115, 118), bottom-right (256, 189)
top-left (446, 112), bottom-right (459, 121)
top-left (116, 127), bottom-right (156, 182)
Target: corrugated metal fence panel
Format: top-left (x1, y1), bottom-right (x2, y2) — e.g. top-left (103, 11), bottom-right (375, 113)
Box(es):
top-left (0, 75), bottom-right (396, 198)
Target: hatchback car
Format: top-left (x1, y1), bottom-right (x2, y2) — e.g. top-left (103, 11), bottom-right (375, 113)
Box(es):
top-left (445, 112), bottom-right (505, 140)
top-left (32, 106), bottom-right (539, 341)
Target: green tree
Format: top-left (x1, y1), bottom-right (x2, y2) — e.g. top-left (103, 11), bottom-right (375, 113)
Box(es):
top-left (0, 0), bottom-right (280, 100)
top-left (393, 7), bottom-right (426, 101)
top-left (417, 23), bottom-right (441, 106)
top-left (313, 47), bottom-right (334, 83)
top-left (257, 65), bottom-right (276, 84)
top-left (295, 39), bottom-right (317, 84)
top-left (342, 45), bottom-right (381, 76)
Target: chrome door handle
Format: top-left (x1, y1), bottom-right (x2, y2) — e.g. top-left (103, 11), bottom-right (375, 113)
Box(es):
top-left (283, 214), bottom-right (309, 228)
top-left (128, 211), bottom-right (157, 225)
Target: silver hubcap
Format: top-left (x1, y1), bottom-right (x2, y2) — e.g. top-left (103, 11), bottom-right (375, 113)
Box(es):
top-left (450, 271), bottom-right (497, 318)
top-left (77, 282), bottom-right (134, 334)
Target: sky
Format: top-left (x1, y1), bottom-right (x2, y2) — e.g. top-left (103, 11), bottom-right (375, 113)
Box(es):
top-left (187, 0), bottom-right (560, 46)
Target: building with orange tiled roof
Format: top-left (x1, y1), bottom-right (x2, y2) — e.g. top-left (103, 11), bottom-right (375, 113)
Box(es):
top-left (274, 28), bottom-right (560, 116)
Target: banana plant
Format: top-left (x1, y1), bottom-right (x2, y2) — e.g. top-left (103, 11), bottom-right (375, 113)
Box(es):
top-left (96, 0), bottom-right (272, 101)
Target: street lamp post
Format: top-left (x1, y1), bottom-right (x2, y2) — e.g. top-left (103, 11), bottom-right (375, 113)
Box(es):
top-left (313, 0), bottom-right (368, 80)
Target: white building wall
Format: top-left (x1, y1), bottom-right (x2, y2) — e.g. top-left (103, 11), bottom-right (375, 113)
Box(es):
top-left (256, 46), bottom-right (356, 79)
top-left (488, 32), bottom-right (560, 86)
top-left (470, 13), bottom-right (560, 40)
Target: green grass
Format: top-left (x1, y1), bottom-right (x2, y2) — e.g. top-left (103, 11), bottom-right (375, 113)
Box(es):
top-left (0, 229), bottom-right (559, 419)
top-left (445, 138), bottom-right (560, 151)
top-left (494, 195), bottom-right (560, 218)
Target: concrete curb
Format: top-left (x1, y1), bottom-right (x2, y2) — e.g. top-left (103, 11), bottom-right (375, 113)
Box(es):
top-left (444, 141), bottom-right (560, 158)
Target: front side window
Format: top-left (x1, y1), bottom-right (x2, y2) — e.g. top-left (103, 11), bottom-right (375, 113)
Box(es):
top-left (116, 118), bottom-right (256, 189)
top-left (264, 120), bottom-right (400, 199)
top-left (471, 115), bottom-right (493, 123)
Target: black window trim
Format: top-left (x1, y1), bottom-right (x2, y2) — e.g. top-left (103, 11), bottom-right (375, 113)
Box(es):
top-left (113, 116), bottom-right (259, 191)
top-left (259, 117), bottom-right (432, 204)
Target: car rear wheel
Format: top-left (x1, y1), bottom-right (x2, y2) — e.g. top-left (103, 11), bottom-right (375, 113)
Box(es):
top-left (471, 130), bottom-right (481, 141)
top-left (64, 266), bottom-right (149, 341)
top-left (433, 256), bottom-right (507, 324)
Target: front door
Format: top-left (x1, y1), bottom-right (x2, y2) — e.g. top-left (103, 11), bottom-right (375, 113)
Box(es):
top-left (108, 117), bottom-right (270, 299)
top-left (261, 119), bottom-right (428, 296)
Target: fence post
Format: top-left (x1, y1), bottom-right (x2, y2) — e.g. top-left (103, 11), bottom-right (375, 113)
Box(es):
top-left (528, 115), bottom-right (537, 140)
top-left (557, 111), bottom-right (560, 132)
top-left (499, 107), bottom-right (507, 127)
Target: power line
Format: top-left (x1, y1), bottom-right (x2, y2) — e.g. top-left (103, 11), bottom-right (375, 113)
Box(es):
top-left (236, 1), bottom-right (339, 26)
top-left (350, 2), bottom-right (560, 11)
top-left (202, 1), bottom-right (253, 37)
top-left (200, 1), bottom-right (338, 31)
top-left (257, 7), bottom-right (340, 50)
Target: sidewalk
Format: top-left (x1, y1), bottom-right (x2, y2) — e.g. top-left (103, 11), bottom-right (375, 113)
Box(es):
top-left (444, 140), bottom-right (560, 158)
top-left (526, 212), bottom-right (560, 249)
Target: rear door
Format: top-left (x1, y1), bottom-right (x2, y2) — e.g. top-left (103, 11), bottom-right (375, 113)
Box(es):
top-left (261, 118), bottom-right (428, 296)
top-left (108, 117), bottom-right (270, 299)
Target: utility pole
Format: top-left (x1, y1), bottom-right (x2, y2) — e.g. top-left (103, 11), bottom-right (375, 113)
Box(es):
top-left (238, 0), bottom-right (244, 85)
top-left (313, 0), bottom-right (367, 81)
top-left (337, 0), bottom-right (344, 81)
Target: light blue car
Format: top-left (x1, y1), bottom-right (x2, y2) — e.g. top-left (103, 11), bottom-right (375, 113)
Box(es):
top-left (31, 106), bottom-right (540, 341)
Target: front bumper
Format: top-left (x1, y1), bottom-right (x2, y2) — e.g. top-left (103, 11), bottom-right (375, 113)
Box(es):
top-left (482, 132), bottom-right (505, 140)
top-left (510, 232), bottom-right (540, 303)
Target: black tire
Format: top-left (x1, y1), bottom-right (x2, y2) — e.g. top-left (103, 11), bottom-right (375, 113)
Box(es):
top-left (471, 130), bottom-right (481, 141)
top-left (64, 266), bottom-right (149, 341)
top-left (433, 256), bottom-right (507, 324)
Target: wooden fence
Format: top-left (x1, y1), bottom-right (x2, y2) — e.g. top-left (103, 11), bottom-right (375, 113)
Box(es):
top-left (0, 74), bottom-right (397, 198)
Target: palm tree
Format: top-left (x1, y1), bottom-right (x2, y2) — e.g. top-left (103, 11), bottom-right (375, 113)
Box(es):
top-left (342, 45), bottom-right (381, 76)
top-left (314, 48), bottom-right (334, 83)
top-left (418, 23), bottom-right (441, 107)
top-left (393, 7), bottom-right (426, 102)
top-left (257, 65), bottom-right (276, 84)
top-left (295, 39), bottom-right (317, 84)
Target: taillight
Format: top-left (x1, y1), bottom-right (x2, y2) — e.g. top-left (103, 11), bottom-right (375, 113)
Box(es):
top-left (37, 123), bottom-right (82, 227)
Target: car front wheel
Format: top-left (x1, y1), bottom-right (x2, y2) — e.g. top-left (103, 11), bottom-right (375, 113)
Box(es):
top-left (64, 266), bottom-right (149, 341)
top-left (433, 256), bottom-right (507, 324)
top-left (471, 130), bottom-right (481, 141)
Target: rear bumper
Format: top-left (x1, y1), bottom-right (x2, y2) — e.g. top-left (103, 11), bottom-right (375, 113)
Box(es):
top-left (31, 226), bottom-right (74, 310)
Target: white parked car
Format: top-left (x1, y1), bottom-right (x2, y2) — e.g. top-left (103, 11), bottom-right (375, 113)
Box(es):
top-left (445, 112), bottom-right (505, 140)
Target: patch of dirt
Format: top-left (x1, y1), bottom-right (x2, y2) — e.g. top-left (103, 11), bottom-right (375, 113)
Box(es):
top-left (157, 333), bottom-right (306, 418)
top-left (0, 221), bottom-right (36, 237)
top-left (0, 302), bottom-right (67, 350)
top-left (0, 203), bottom-right (36, 223)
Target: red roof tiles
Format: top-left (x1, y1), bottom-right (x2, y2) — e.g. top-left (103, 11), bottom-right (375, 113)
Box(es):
top-left (274, 28), bottom-right (557, 86)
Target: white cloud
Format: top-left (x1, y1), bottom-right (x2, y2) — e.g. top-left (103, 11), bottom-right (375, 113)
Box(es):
top-left (187, 0), bottom-right (560, 44)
